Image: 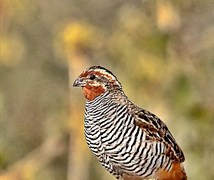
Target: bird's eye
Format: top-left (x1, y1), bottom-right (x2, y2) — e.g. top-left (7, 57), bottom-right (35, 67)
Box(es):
top-left (89, 74), bottom-right (96, 80)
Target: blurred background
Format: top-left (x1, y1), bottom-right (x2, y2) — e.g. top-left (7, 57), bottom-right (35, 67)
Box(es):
top-left (0, 0), bottom-right (213, 180)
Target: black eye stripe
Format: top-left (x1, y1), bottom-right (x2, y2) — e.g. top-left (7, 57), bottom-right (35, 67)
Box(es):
top-left (89, 74), bottom-right (96, 80)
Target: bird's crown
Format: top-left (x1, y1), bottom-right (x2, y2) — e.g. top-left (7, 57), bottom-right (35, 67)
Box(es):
top-left (73, 66), bottom-right (122, 89)
top-left (73, 66), bottom-right (122, 101)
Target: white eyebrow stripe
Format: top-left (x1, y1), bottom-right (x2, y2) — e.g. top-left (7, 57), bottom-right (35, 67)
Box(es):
top-left (93, 69), bottom-right (116, 80)
top-left (87, 68), bottom-right (122, 88)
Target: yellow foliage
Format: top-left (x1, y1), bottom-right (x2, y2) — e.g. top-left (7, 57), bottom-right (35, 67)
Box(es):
top-left (0, 36), bottom-right (25, 66)
top-left (139, 55), bottom-right (166, 80)
top-left (0, 38), bottom-right (10, 64)
top-left (156, 0), bottom-right (181, 32)
top-left (62, 22), bottom-right (94, 52)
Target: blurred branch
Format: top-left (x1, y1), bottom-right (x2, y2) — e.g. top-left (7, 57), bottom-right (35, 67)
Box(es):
top-left (63, 22), bottom-right (93, 180)
top-left (0, 136), bottom-right (66, 180)
top-left (67, 55), bottom-right (90, 180)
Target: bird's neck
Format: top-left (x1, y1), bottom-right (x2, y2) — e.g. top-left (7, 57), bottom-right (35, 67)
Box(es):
top-left (82, 84), bottom-right (126, 102)
top-left (82, 85), bottom-right (106, 101)
top-left (85, 88), bottom-right (128, 107)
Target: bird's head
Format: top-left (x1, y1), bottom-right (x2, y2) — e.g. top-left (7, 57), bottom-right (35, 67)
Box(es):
top-left (73, 66), bottom-right (122, 101)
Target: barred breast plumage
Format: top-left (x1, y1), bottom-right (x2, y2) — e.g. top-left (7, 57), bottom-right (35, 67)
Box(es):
top-left (73, 66), bottom-right (187, 180)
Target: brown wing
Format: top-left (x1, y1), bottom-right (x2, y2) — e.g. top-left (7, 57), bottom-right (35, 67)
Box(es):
top-left (134, 109), bottom-right (185, 163)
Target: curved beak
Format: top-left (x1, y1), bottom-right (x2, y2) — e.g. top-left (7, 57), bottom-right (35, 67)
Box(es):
top-left (73, 77), bottom-right (86, 87)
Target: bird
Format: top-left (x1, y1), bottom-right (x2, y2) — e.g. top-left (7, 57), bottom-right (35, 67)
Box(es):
top-left (73, 65), bottom-right (187, 180)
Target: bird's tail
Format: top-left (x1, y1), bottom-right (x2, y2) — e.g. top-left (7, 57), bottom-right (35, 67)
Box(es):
top-left (157, 162), bottom-right (187, 180)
